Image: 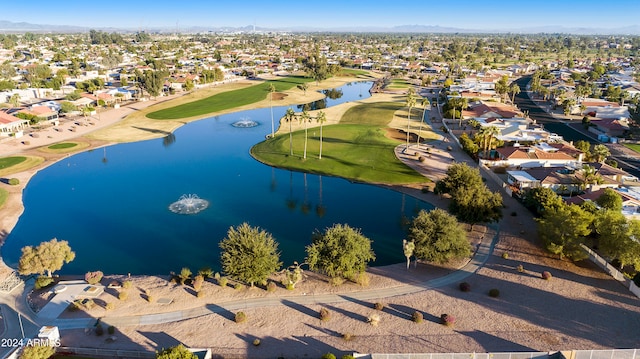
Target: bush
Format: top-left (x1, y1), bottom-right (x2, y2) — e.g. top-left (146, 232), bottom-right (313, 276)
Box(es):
top-left (235, 311), bottom-right (247, 323)
top-left (319, 308), bottom-right (331, 321)
top-left (517, 264), bottom-right (524, 273)
top-left (84, 271), bottom-right (104, 285)
top-left (8, 178), bottom-right (19, 185)
top-left (214, 272), bottom-right (221, 280)
top-left (122, 280), bottom-right (132, 289)
top-left (541, 271), bottom-right (552, 280)
top-left (440, 313), bottom-right (455, 326)
top-left (285, 283), bottom-right (295, 290)
top-left (218, 277), bottom-right (228, 288)
top-left (418, 156), bottom-right (426, 162)
top-left (266, 281), bottom-right (277, 292)
top-left (342, 355), bottom-right (355, 359)
top-left (108, 325), bottom-right (115, 335)
top-left (95, 324), bottom-right (104, 336)
top-left (459, 282), bottom-right (471, 292)
top-left (196, 290), bottom-right (205, 298)
top-left (374, 302), bottom-right (384, 311)
top-left (321, 353), bottom-right (336, 359)
top-left (501, 252), bottom-right (509, 259)
top-left (35, 276), bottom-right (54, 289)
top-left (354, 272), bottom-right (370, 287)
top-left (118, 291), bottom-right (128, 300)
top-left (252, 338), bottom-right (261, 346)
top-left (367, 313), bottom-right (380, 326)
top-left (192, 274), bottom-right (204, 292)
top-left (488, 288), bottom-right (500, 297)
top-left (342, 333), bottom-right (354, 342)
top-left (83, 299), bottom-right (95, 309)
top-left (412, 310), bottom-right (423, 323)
top-left (199, 267), bottom-right (214, 279)
top-left (234, 283), bottom-right (245, 290)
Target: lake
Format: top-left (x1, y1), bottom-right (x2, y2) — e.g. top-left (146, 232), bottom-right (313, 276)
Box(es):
top-left (2, 82), bottom-right (433, 275)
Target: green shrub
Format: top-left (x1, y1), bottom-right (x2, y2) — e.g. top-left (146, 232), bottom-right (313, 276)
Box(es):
top-left (83, 299), bottom-right (95, 309)
top-left (196, 290), bottom-right (205, 298)
top-left (8, 178), bottom-right (19, 185)
top-left (342, 333), bottom-right (354, 342)
top-left (374, 302), bottom-right (384, 311)
top-left (192, 274), bottom-right (204, 292)
top-left (488, 288), bottom-right (500, 297)
top-left (105, 302), bottom-right (115, 310)
top-left (321, 353), bottom-right (336, 359)
top-left (35, 276), bottom-right (54, 289)
top-left (501, 252), bottom-right (509, 259)
top-left (234, 283), bottom-right (245, 290)
top-left (252, 338), bottom-right (261, 346)
top-left (319, 308), bottom-right (331, 321)
top-left (218, 277), bottom-right (228, 288)
top-left (118, 291), bottom-right (128, 300)
top-left (412, 310), bottom-right (423, 323)
top-left (179, 267), bottom-right (192, 285)
top-left (235, 311), bottom-right (247, 323)
top-left (108, 325), bottom-right (115, 335)
top-left (517, 264), bottom-right (524, 273)
top-left (459, 282), bottom-right (471, 292)
top-left (266, 281), bottom-right (277, 292)
top-left (122, 280), bottom-right (132, 289)
top-left (214, 272), bottom-right (221, 280)
top-left (541, 271), bottom-right (552, 280)
top-left (285, 283), bottom-right (294, 290)
top-left (199, 267), bottom-right (214, 279)
top-left (342, 355), bottom-right (355, 359)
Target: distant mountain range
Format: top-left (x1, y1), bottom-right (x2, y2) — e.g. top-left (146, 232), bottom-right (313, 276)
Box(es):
top-left (1, 20), bottom-right (639, 35)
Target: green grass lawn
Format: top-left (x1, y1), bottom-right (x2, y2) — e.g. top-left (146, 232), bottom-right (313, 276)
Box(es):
top-left (387, 79), bottom-right (412, 89)
top-left (624, 143), bottom-right (640, 154)
top-left (338, 68), bottom-right (371, 77)
top-left (147, 76), bottom-right (312, 120)
top-left (0, 156), bottom-right (27, 170)
top-left (0, 187), bottom-right (7, 209)
top-left (48, 142), bottom-right (78, 150)
top-left (251, 101), bottom-right (428, 184)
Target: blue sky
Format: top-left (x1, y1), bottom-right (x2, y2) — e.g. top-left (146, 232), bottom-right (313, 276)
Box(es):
top-left (5, 0), bottom-right (640, 30)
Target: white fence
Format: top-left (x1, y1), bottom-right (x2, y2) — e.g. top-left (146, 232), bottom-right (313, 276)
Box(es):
top-left (580, 244), bottom-right (639, 299)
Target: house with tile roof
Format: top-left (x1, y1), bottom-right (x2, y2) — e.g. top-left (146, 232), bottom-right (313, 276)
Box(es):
top-left (486, 143), bottom-right (582, 169)
top-left (0, 110), bottom-right (29, 137)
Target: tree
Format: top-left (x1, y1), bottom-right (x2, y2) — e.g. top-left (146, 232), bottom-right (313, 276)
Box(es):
top-left (495, 75), bottom-right (510, 101)
top-left (523, 187), bottom-right (564, 215)
top-left (19, 344), bottom-right (55, 359)
top-left (156, 344), bottom-right (198, 359)
top-left (449, 185), bottom-right (503, 226)
top-left (316, 111), bottom-right (327, 159)
top-left (306, 224), bottom-right (375, 284)
top-left (434, 162), bottom-right (483, 195)
top-left (304, 46), bottom-right (329, 85)
top-left (268, 83), bottom-right (276, 138)
top-left (591, 144), bottom-right (610, 163)
top-left (408, 209), bottom-right (470, 264)
top-left (18, 238), bottom-right (75, 277)
top-left (477, 125), bottom-right (500, 158)
top-left (596, 188), bottom-right (623, 211)
top-left (402, 239), bottom-right (415, 270)
top-left (537, 203), bottom-right (593, 260)
top-left (284, 108), bottom-right (296, 156)
top-left (595, 210), bottom-right (640, 270)
top-left (404, 88), bottom-right (417, 152)
top-left (508, 82), bottom-right (521, 103)
top-left (219, 223), bottom-right (282, 287)
top-left (297, 83), bottom-right (309, 95)
top-left (574, 140), bottom-right (591, 155)
top-left (141, 70), bottom-right (167, 99)
top-left (59, 101), bottom-right (77, 114)
top-left (300, 109), bottom-right (311, 159)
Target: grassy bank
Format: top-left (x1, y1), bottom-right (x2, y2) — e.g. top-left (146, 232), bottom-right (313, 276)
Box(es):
top-left (39, 141), bottom-right (91, 154)
top-left (624, 143), bottom-right (640, 154)
top-left (147, 76), bottom-right (312, 120)
top-left (251, 101), bottom-right (428, 184)
top-left (0, 187), bottom-right (7, 209)
top-left (0, 156), bottom-right (45, 177)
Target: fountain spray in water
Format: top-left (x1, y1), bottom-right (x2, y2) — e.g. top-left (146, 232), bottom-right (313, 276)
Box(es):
top-left (169, 194), bottom-right (209, 215)
top-left (232, 117), bottom-right (259, 128)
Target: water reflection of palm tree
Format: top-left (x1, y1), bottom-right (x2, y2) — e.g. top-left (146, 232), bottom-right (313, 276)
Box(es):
top-left (315, 175), bottom-right (326, 218)
top-left (270, 167), bottom-right (277, 192)
top-left (102, 147), bottom-right (108, 164)
top-left (285, 170), bottom-right (297, 211)
top-left (163, 133), bottom-right (176, 147)
top-left (300, 173), bottom-right (310, 215)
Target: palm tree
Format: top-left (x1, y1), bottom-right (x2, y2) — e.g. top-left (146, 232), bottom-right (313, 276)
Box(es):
top-left (284, 108), bottom-right (296, 156)
top-left (591, 144), bottom-right (610, 163)
top-left (268, 83), bottom-right (276, 138)
top-left (478, 125), bottom-right (500, 158)
top-left (405, 88), bottom-right (417, 152)
top-left (509, 83), bottom-right (521, 103)
top-left (300, 109), bottom-right (311, 159)
top-left (8, 93), bottom-right (20, 107)
top-left (317, 111), bottom-right (327, 159)
top-left (416, 97), bottom-right (429, 148)
top-left (456, 97), bottom-right (469, 128)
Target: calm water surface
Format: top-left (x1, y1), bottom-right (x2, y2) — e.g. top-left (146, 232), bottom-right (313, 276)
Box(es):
top-left (3, 82), bottom-right (433, 275)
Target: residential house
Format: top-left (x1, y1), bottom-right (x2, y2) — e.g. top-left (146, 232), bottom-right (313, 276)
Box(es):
top-left (487, 143), bottom-right (582, 169)
top-left (0, 110), bottom-right (29, 137)
top-left (565, 187), bottom-right (640, 219)
top-left (589, 118), bottom-right (630, 138)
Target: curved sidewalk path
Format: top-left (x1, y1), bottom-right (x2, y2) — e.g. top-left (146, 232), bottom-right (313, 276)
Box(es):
top-left (50, 227), bottom-right (498, 330)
